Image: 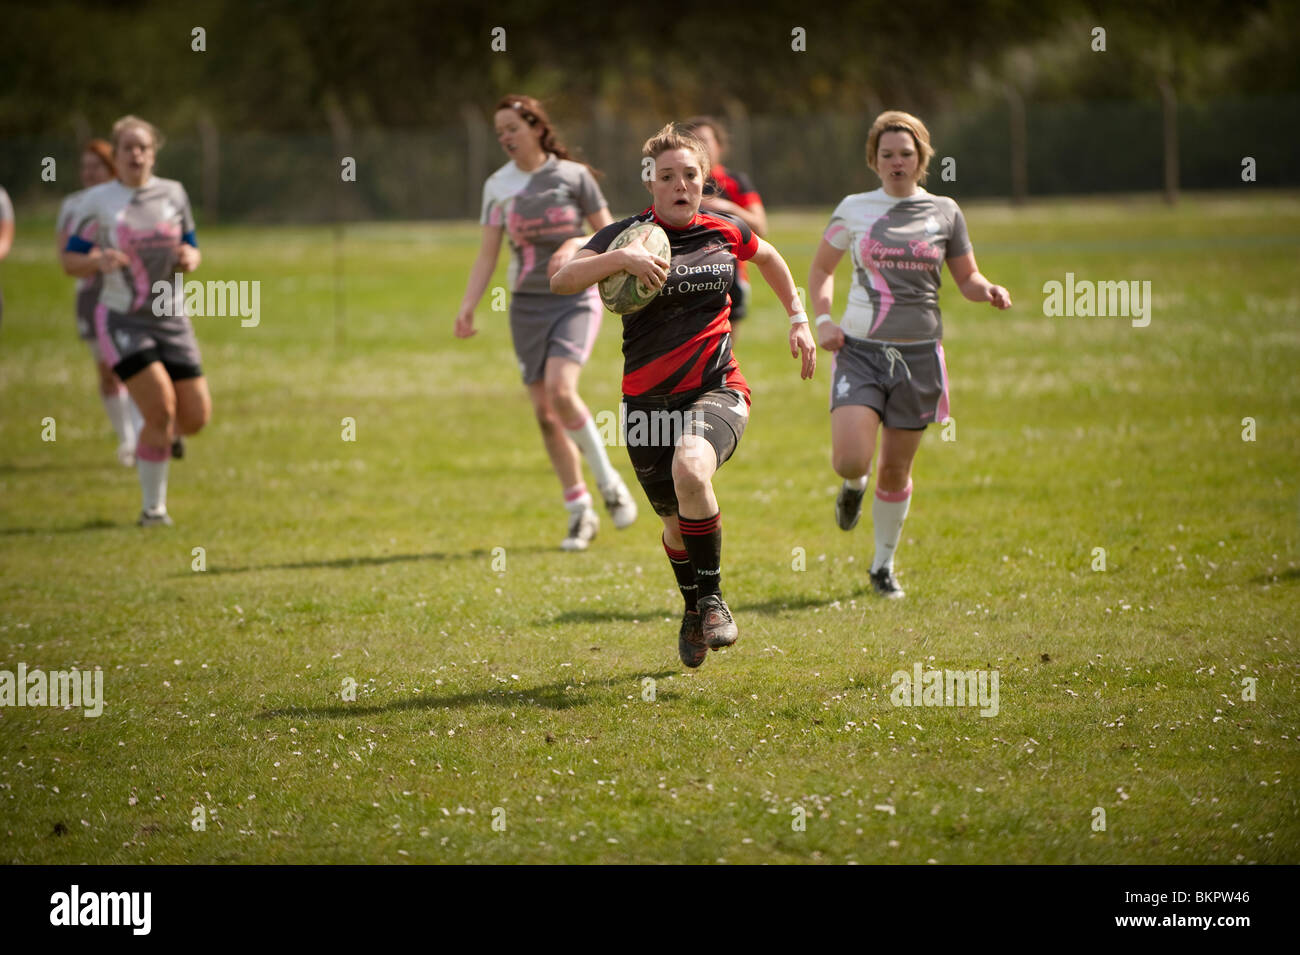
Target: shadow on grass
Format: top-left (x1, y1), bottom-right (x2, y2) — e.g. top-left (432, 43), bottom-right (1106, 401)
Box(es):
top-left (543, 586), bottom-right (873, 625)
top-left (259, 668), bottom-right (679, 719)
top-left (0, 518), bottom-right (120, 536)
top-left (193, 545), bottom-right (552, 576)
top-left (1251, 567), bottom-right (1300, 585)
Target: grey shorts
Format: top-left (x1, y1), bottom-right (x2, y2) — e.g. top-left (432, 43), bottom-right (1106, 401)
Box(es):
top-left (94, 304), bottom-right (204, 382)
top-left (509, 288), bottom-right (602, 385)
top-left (829, 336), bottom-right (950, 430)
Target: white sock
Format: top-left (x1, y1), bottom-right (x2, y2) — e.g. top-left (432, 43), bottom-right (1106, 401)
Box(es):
top-left (136, 443), bottom-right (171, 514)
top-left (127, 397), bottom-right (145, 438)
top-left (565, 415), bottom-right (620, 492)
top-left (101, 390), bottom-right (134, 445)
top-left (871, 481), bottom-right (912, 572)
top-left (563, 483), bottom-right (592, 514)
top-left (846, 473), bottom-right (868, 491)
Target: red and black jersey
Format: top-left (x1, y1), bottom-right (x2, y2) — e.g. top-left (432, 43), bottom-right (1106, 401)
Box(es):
top-left (703, 163), bottom-right (761, 282)
top-left (585, 208), bottom-right (758, 400)
top-left (703, 163), bottom-right (761, 210)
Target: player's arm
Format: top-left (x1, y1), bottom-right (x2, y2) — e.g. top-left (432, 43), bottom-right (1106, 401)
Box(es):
top-left (0, 217), bottom-right (13, 261)
top-left (547, 208), bottom-right (615, 280)
top-left (809, 237), bottom-right (846, 351)
top-left (701, 196), bottom-right (767, 237)
top-left (454, 224), bottom-right (505, 338)
top-left (61, 235), bottom-right (128, 278)
top-left (947, 252), bottom-right (1011, 309)
top-left (550, 233), bottom-right (667, 295)
top-left (750, 237), bottom-right (816, 380)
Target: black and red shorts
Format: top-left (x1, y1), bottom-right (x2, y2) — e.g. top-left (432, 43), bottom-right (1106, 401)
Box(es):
top-left (621, 383), bottom-right (750, 516)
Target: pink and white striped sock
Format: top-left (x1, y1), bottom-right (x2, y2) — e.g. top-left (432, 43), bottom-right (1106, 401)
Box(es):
top-left (135, 441), bottom-right (171, 514)
top-left (563, 482), bottom-right (592, 514)
top-left (871, 480), bottom-right (912, 573)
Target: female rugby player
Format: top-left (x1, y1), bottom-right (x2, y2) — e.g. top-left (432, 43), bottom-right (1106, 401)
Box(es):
top-left (809, 110), bottom-right (1011, 597)
top-left (57, 139), bottom-right (140, 466)
top-left (61, 116), bottom-right (210, 527)
top-left (552, 123), bottom-right (816, 668)
top-left (455, 95), bottom-right (638, 551)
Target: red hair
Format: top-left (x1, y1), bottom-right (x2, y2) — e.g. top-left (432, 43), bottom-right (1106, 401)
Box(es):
top-left (83, 138), bottom-right (116, 178)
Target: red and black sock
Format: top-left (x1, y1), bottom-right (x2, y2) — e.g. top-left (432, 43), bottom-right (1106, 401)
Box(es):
top-left (679, 511), bottom-right (722, 600)
top-left (662, 535), bottom-right (697, 612)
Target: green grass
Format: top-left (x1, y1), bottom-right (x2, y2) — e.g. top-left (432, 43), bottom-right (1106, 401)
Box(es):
top-left (1, 193), bottom-right (1297, 863)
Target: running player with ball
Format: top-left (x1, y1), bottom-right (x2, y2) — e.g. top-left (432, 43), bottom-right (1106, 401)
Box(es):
top-left (552, 122), bottom-right (816, 668)
top-left (455, 95), bottom-right (638, 552)
top-left (810, 110), bottom-right (1011, 598)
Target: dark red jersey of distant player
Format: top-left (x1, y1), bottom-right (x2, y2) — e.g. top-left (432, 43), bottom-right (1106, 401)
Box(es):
top-left (585, 209), bottom-right (758, 400)
top-left (704, 163), bottom-right (761, 282)
top-left (704, 163), bottom-right (760, 210)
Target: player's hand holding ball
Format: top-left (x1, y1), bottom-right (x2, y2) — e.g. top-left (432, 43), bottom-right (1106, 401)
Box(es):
top-left (620, 231), bottom-right (669, 291)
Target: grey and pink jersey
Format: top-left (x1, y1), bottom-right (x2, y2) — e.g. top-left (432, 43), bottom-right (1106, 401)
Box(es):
top-left (68, 177), bottom-right (196, 316)
top-left (480, 156), bottom-right (606, 295)
top-left (823, 187), bottom-right (972, 341)
top-left (58, 189), bottom-right (102, 297)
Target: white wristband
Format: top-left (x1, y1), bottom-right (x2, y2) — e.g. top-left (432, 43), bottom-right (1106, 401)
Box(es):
top-left (789, 311), bottom-right (808, 325)
top-left (815, 313), bottom-right (834, 327)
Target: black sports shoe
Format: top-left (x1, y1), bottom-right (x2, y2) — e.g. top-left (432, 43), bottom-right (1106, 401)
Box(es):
top-left (869, 567), bottom-right (905, 599)
top-left (678, 610), bottom-right (707, 668)
top-left (171, 436), bottom-right (185, 459)
top-left (696, 593), bottom-right (738, 649)
top-left (836, 481), bottom-right (866, 530)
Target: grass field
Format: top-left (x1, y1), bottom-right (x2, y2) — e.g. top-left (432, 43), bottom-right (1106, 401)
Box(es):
top-left (1, 193), bottom-right (1297, 864)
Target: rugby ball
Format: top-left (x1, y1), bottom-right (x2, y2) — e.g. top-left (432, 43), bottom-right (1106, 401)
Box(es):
top-left (598, 221), bottom-right (671, 315)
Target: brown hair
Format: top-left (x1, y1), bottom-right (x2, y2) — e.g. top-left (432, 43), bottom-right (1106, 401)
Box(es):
top-left (641, 122), bottom-right (712, 181)
top-left (496, 95), bottom-right (570, 160)
top-left (83, 138), bottom-right (116, 177)
top-left (110, 115), bottom-right (164, 153)
top-left (681, 115), bottom-right (728, 151)
top-left (866, 110), bottom-right (934, 185)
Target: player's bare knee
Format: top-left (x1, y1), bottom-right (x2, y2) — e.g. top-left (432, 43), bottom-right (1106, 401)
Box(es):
top-left (671, 455), bottom-right (711, 495)
top-left (545, 380), bottom-right (578, 418)
top-left (877, 463), bottom-right (911, 491)
top-left (833, 451), bottom-right (871, 480)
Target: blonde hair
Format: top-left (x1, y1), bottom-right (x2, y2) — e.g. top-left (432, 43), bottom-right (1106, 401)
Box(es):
top-left (110, 115), bottom-right (164, 153)
top-left (866, 110), bottom-right (934, 185)
top-left (642, 122), bottom-right (711, 181)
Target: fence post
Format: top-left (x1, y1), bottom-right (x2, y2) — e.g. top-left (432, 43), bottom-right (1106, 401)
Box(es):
top-left (1158, 78), bottom-right (1179, 205)
top-left (197, 113), bottom-right (219, 222)
top-left (1004, 83), bottom-right (1028, 205)
top-left (462, 103), bottom-right (488, 220)
top-left (326, 97), bottom-right (351, 346)
top-left (723, 97), bottom-right (752, 183)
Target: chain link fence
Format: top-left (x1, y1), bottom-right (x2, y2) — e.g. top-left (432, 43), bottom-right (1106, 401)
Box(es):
top-left (5, 94), bottom-right (1297, 223)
